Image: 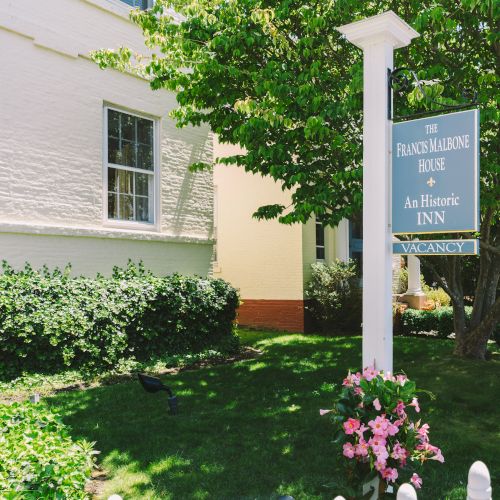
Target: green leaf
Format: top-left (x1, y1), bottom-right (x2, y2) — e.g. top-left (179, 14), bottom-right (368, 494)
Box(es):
top-left (359, 379), bottom-right (370, 392)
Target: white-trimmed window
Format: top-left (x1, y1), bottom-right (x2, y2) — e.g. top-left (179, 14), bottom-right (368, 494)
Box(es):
top-left (105, 107), bottom-right (156, 225)
top-left (119, 0), bottom-right (154, 9)
top-left (315, 216), bottom-right (325, 260)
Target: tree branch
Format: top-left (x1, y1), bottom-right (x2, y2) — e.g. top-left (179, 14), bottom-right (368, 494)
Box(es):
top-left (419, 257), bottom-right (454, 299)
top-left (480, 241), bottom-right (500, 257)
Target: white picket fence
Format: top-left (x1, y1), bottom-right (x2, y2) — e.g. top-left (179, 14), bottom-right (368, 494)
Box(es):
top-left (108, 461), bottom-right (492, 500)
top-left (333, 461), bottom-right (492, 500)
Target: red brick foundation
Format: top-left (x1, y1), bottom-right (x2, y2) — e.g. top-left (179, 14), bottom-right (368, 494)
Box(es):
top-left (237, 299), bottom-right (306, 332)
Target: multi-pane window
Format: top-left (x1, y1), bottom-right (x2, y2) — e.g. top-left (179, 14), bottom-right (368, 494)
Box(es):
top-left (315, 217), bottom-right (325, 260)
top-left (349, 213), bottom-right (363, 273)
top-left (119, 0), bottom-right (153, 9)
top-left (106, 108), bottom-right (155, 224)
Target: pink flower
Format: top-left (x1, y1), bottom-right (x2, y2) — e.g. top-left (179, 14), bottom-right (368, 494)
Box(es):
top-left (409, 397), bottom-right (420, 413)
top-left (355, 424), bottom-right (369, 438)
top-left (387, 422), bottom-right (400, 436)
top-left (374, 457), bottom-right (387, 471)
top-left (355, 439), bottom-right (369, 457)
top-left (417, 423), bottom-right (430, 442)
top-left (368, 435), bottom-right (387, 449)
top-left (363, 366), bottom-right (378, 381)
top-left (410, 473), bottom-right (423, 489)
top-left (416, 441), bottom-right (444, 462)
top-left (393, 400), bottom-right (406, 418)
top-left (353, 386), bottom-right (364, 396)
top-left (395, 374), bottom-right (408, 385)
top-left (381, 467), bottom-right (398, 483)
top-left (343, 371), bottom-right (361, 387)
top-left (372, 445), bottom-right (389, 461)
top-left (391, 442), bottom-right (406, 459)
top-left (343, 418), bottom-right (361, 435)
top-left (368, 415), bottom-right (389, 436)
top-left (373, 398), bottom-right (382, 411)
top-left (319, 409), bottom-right (332, 416)
top-left (391, 442), bottom-right (408, 465)
top-left (343, 442), bottom-right (355, 459)
top-left (416, 442), bottom-right (433, 452)
top-left (430, 447), bottom-right (445, 463)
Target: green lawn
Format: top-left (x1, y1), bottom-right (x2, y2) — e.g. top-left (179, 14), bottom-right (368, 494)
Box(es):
top-left (47, 331), bottom-right (499, 499)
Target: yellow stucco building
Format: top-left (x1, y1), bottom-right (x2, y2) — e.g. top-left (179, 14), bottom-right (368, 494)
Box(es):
top-left (213, 139), bottom-right (359, 332)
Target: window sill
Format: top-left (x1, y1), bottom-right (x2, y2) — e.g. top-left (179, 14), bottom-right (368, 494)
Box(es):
top-left (103, 220), bottom-right (159, 232)
top-left (0, 221), bottom-right (213, 245)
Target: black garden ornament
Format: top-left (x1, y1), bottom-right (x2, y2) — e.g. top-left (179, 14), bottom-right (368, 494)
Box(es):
top-left (137, 373), bottom-right (178, 415)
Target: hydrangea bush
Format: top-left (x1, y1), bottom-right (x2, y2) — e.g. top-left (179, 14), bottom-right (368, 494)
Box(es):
top-left (321, 367), bottom-right (444, 497)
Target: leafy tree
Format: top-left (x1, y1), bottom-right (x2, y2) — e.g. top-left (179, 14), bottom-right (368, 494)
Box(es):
top-left (92, 0), bottom-right (498, 359)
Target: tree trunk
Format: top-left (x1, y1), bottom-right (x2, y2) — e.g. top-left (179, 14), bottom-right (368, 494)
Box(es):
top-left (462, 297), bottom-right (500, 359)
top-left (452, 299), bottom-right (467, 357)
top-left (420, 222), bottom-right (499, 360)
top-left (454, 208), bottom-right (499, 359)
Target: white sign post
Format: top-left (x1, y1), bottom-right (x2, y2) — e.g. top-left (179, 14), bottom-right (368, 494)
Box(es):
top-left (337, 12), bottom-right (419, 372)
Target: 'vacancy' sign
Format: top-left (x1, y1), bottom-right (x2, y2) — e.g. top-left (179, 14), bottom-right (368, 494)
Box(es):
top-left (392, 109), bottom-right (479, 235)
top-left (393, 239), bottom-right (479, 255)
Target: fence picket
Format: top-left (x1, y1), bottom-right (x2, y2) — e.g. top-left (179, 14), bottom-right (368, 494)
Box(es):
top-left (331, 460), bottom-right (491, 500)
top-left (467, 461), bottom-right (492, 500)
top-left (396, 483), bottom-right (418, 500)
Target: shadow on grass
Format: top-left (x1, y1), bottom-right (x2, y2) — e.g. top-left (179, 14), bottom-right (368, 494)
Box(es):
top-left (47, 334), bottom-right (499, 500)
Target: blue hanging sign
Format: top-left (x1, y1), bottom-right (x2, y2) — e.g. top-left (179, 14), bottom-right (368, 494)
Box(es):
top-left (392, 109), bottom-right (479, 235)
top-left (393, 239), bottom-right (479, 255)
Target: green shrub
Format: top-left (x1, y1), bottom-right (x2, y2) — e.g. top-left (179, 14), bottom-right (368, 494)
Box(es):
top-left (397, 266), bottom-right (450, 307)
top-left (400, 306), bottom-right (472, 338)
top-left (306, 260), bottom-right (362, 334)
top-left (0, 402), bottom-right (95, 498)
top-left (397, 267), bottom-right (426, 294)
top-left (397, 267), bottom-right (408, 294)
top-left (422, 286), bottom-right (451, 307)
top-left (0, 261), bottom-right (239, 374)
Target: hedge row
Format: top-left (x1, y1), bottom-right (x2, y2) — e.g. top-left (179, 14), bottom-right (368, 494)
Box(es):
top-left (0, 402), bottom-right (95, 498)
top-left (399, 306), bottom-right (473, 338)
top-left (0, 262), bottom-right (239, 374)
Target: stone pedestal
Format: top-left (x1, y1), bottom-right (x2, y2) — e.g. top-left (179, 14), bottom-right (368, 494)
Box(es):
top-left (402, 293), bottom-right (427, 309)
